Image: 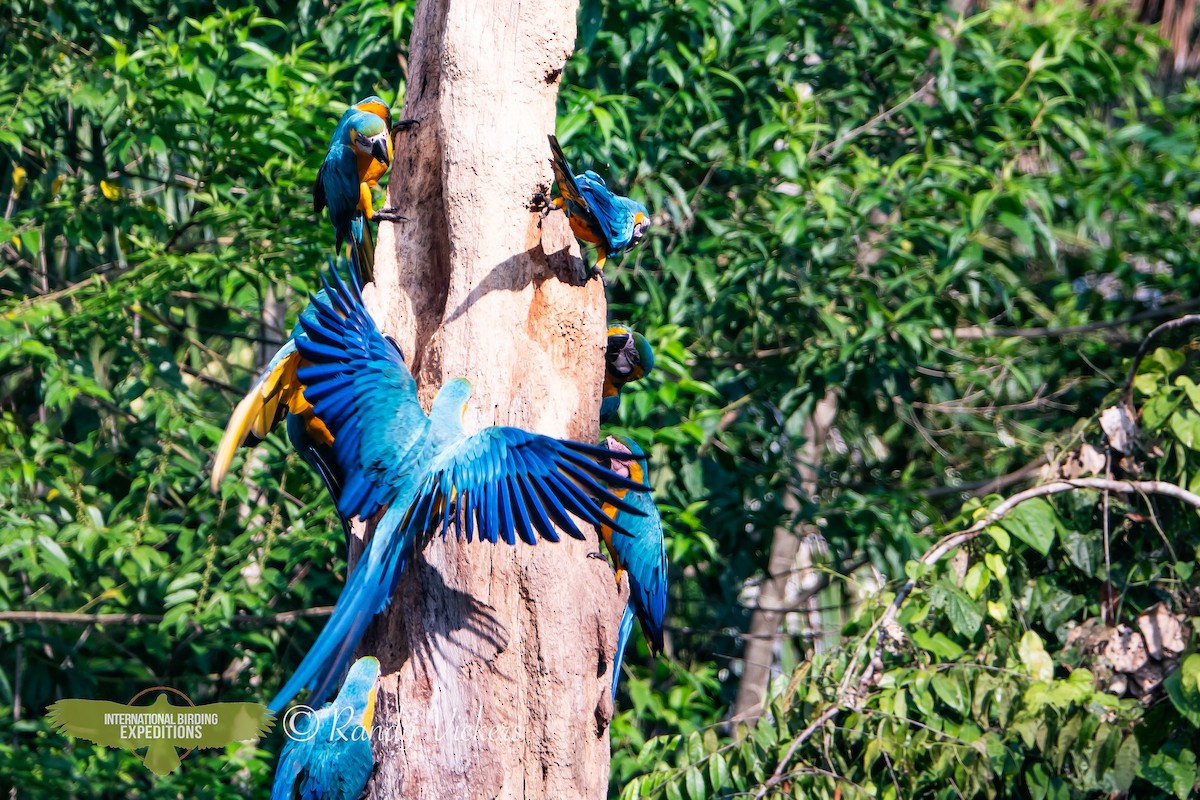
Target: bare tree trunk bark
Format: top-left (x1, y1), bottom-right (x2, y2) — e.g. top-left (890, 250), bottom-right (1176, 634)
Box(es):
top-left (361, 1), bottom-right (621, 796)
top-left (730, 390), bottom-right (838, 726)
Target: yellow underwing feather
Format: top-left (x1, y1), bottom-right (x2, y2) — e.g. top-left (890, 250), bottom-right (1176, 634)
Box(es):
top-left (211, 354), bottom-right (320, 492)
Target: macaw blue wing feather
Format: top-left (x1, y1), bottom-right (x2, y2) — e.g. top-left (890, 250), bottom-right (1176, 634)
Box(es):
top-left (296, 266), bottom-right (427, 523)
top-left (410, 428), bottom-right (649, 547)
top-left (316, 142), bottom-right (361, 252)
top-left (614, 484), bottom-right (668, 653)
top-left (211, 290), bottom-right (352, 542)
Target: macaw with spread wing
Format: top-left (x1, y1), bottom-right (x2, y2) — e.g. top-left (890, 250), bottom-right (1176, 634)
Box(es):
top-left (314, 96), bottom-right (414, 284)
top-left (210, 293), bottom-right (352, 545)
top-left (601, 324), bottom-right (655, 423)
top-left (547, 134), bottom-right (650, 276)
top-left (270, 656), bottom-right (379, 800)
top-left (268, 262), bottom-right (650, 713)
top-left (599, 435), bottom-right (667, 698)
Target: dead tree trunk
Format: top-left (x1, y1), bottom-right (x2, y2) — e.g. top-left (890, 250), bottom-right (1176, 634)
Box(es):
top-left (361, 0), bottom-right (621, 796)
top-left (731, 390), bottom-right (838, 725)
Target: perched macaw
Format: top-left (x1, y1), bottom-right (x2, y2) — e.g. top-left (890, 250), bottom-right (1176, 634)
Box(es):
top-left (268, 262), bottom-right (650, 713)
top-left (601, 324), bottom-right (655, 423)
top-left (210, 294), bottom-right (351, 544)
top-left (270, 655), bottom-right (379, 800)
top-left (599, 435), bottom-right (667, 698)
top-left (547, 134), bottom-right (650, 275)
top-left (314, 96), bottom-right (413, 284)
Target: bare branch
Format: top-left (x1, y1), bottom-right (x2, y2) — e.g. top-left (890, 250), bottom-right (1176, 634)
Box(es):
top-left (932, 300), bottom-right (1200, 342)
top-left (1120, 313), bottom-right (1200, 411)
top-left (0, 606), bottom-right (334, 626)
top-left (813, 78), bottom-right (935, 160)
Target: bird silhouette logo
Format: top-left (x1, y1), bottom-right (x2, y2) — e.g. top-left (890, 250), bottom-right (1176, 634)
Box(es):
top-left (46, 685), bottom-right (274, 776)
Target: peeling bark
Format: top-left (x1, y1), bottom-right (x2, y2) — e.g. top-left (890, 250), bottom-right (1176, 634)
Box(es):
top-left (360, 0), bottom-right (621, 796)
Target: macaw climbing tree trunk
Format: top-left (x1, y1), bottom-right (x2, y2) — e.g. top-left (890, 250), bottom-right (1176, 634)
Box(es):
top-left (359, 0), bottom-right (622, 796)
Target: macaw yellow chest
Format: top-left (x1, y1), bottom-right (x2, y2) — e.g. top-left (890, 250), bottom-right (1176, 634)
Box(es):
top-left (356, 138), bottom-right (392, 187)
top-left (568, 214), bottom-right (603, 246)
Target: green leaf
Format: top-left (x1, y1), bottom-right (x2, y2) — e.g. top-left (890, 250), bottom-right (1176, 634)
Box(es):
top-left (931, 672), bottom-right (970, 716)
top-left (1111, 735), bottom-right (1138, 792)
top-left (999, 498), bottom-right (1057, 555)
top-left (911, 629), bottom-right (965, 660)
top-left (1142, 745), bottom-right (1198, 800)
top-left (1165, 655), bottom-right (1200, 727)
top-left (1018, 631), bottom-right (1054, 681)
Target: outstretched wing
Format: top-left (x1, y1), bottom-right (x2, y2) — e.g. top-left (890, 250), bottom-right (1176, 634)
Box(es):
top-left (46, 699), bottom-right (147, 748)
top-left (193, 702), bottom-right (275, 750)
top-left (406, 428), bottom-right (648, 547)
top-left (210, 339), bottom-right (302, 492)
top-left (295, 262), bottom-right (428, 522)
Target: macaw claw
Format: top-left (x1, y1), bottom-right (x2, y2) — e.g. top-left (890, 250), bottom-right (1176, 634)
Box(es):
top-left (394, 118), bottom-right (420, 131)
top-left (374, 208), bottom-right (408, 223)
top-left (587, 551), bottom-right (610, 562)
top-left (590, 263), bottom-right (608, 286)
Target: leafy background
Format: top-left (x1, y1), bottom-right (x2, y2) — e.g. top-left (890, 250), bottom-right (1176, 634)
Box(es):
top-left (5, 0), bottom-right (1200, 796)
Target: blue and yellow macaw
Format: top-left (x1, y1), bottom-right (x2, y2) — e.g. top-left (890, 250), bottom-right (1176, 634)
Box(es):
top-left (314, 96), bottom-right (413, 284)
top-left (547, 134), bottom-right (650, 276)
top-left (268, 261), bottom-right (649, 713)
top-left (601, 324), bottom-right (655, 423)
top-left (270, 655), bottom-right (379, 800)
top-left (211, 295), bottom-right (352, 544)
top-left (598, 436), bottom-right (668, 698)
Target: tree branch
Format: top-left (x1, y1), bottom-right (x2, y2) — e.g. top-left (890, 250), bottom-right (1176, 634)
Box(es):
top-left (932, 300), bottom-right (1200, 342)
top-left (0, 606), bottom-right (334, 626)
top-left (1120, 313), bottom-right (1200, 411)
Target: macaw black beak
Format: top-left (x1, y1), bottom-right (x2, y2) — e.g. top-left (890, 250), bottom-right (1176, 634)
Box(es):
top-left (631, 218), bottom-right (650, 248)
top-left (606, 333), bottom-right (638, 378)
top-left (371, 137), bottom-right (390, 167)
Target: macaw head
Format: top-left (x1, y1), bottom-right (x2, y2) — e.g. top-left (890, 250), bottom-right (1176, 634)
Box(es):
top-left (353, 95), bottom-right (393, 131)
top-left (628, 201), bottom-right (651, 249)
top-left (432, 377), bottom-right (473, 424)
top-left (603, 435), bottom-right (646, 485)
top-left (348, 111), bottom-right (392, 167)
top-left (606, 325), bottom-right (654, 384)
top-left (335, 656), bottom-right (381, 729)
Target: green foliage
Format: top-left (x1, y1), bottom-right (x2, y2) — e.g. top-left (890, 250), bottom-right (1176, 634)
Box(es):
top-left (562, 0), bottom-right (1200, 795)
top-left (0, 0), bottom-right (404, 793)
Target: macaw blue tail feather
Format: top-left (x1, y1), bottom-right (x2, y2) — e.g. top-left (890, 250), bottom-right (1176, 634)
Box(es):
top-left (350, 215), bottom-right (375, 285)
top-left (270, 504), bottom-right (413, 714)
top-left (612, 603), bottom-right (636, 699)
